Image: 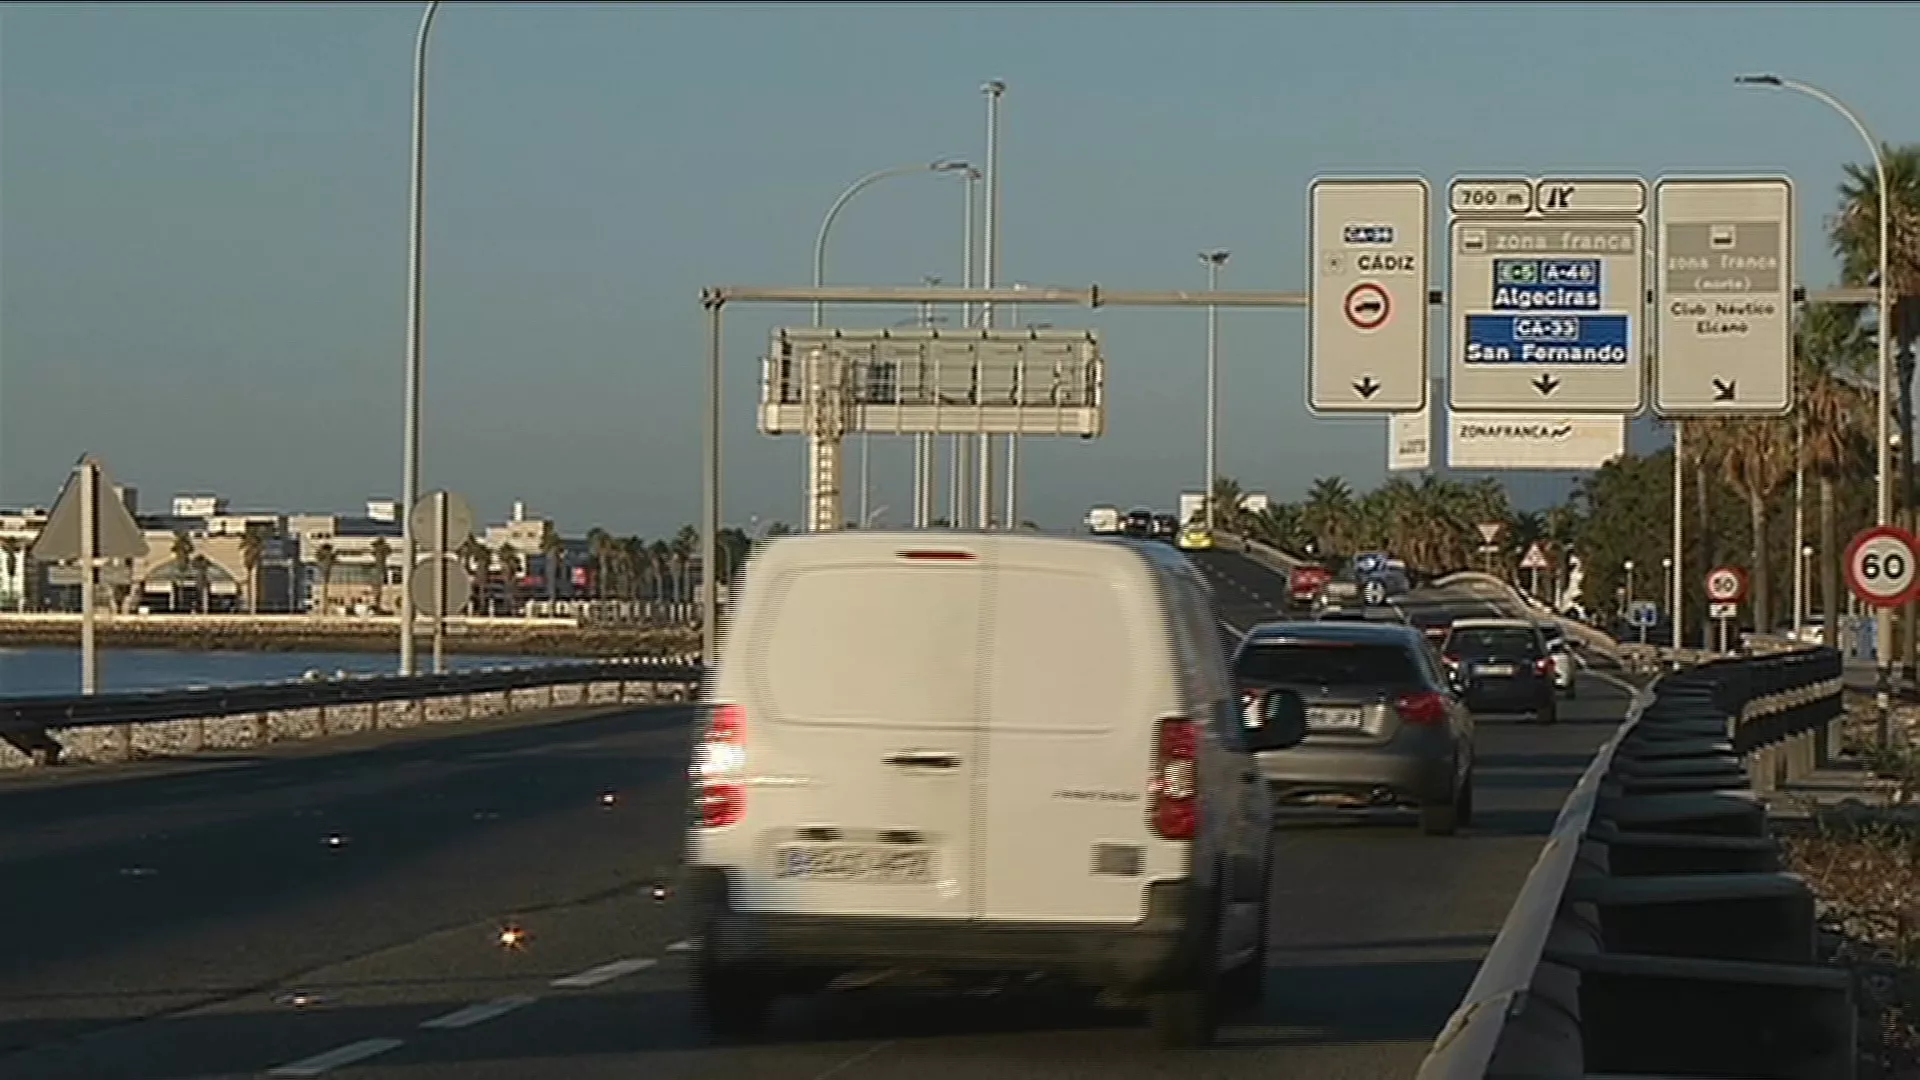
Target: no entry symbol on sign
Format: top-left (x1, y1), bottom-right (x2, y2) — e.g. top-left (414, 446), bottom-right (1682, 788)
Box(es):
top-left (1344, 282), bottom-right (1391, 331)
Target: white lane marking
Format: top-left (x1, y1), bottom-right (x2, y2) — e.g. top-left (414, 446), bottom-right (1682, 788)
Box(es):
top-left (665, 939), bottom-right (692, 952)
top-left (419, 994), bottom-right (538, 1030)
top-left (550, 957), bottom-right (657, 988)
top-left (267, 1038), bottom-right (407, 1077)
top-left (810, 1041), bottom-right (895, 1080)
top-left (1220, 619), bottom-right (1247, 641)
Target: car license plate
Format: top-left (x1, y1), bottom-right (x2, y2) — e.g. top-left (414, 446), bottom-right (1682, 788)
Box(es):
top-left (1306, 706), bottom-right (1364, 729)
top-left (774, 844), bottom-right (933, 884)
top-left (1476, 663), bottom-right (1515, 676)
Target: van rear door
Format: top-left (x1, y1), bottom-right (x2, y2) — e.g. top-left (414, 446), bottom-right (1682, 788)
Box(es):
top-left (736, 537), bottom-right (986, 919)
top-left (978, 543), bottom-right (1177, 923)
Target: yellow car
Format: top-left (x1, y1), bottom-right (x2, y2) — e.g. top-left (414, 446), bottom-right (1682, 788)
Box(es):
top-left (1177, 524), bottom-right (1213, 551)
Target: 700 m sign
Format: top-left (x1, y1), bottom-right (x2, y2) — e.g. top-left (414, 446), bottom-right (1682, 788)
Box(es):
top-left (1846, 525), bottom-right (1920, 609)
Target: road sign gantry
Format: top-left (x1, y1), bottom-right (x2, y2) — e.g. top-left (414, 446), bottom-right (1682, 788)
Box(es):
top-left (1447, 176), bottom-right (1648, 415)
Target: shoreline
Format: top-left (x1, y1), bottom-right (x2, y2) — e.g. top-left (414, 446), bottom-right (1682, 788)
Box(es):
top-left (0, 625), bottom-right (700, 659)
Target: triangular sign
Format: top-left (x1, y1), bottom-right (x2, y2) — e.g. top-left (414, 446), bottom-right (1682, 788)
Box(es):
top-left (1520, 542), bottom-right (1549, 569)
top-left (1477, 522), bottom-right (1504, 544)
top-left (31, 455), bottom-right (150, 563)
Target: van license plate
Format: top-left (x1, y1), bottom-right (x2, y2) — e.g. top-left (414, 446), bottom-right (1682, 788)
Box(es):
top-left (775, 844), bottom-right (933, 884)
top-left (1306, 706), bottom-right (1364, 729)
top-left (1476, 663), bottom-right (1515, 677)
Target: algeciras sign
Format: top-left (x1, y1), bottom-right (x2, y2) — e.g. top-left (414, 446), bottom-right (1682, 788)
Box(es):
top-left (1446, 410), bottom-right (1626, 470)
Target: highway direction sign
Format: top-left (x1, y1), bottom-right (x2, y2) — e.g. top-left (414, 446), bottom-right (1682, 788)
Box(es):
top-left (1629, 600), bottom-right (1659, 628)
top-left (32, 455), bottom-right (148, 563)
top-left (1845, 525), bottom-right (1920, 609)
top-left (1448, 176), bottom-right (1647, 414)
top-left (1309, 177), bottom-right (1429, 414)
top-left (1705, 565), bottom-right (1748, 604)
top-left (1654, 177), bottom-right (1795, 416)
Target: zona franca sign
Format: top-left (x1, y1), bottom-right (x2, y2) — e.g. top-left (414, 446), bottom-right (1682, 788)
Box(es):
top-left (1446, 411), bottom-right (1625, 470)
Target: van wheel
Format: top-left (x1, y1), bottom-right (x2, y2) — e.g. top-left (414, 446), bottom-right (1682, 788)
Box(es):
top-left (1146, 892), bottom-right (1222, 1047)
top-left (1222, 849), bottom-right (1272, 1006)
top-left (694, 955), bottom-right (773, 1040)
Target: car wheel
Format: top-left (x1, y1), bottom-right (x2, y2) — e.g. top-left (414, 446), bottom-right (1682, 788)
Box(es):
top-left (1456, 770), bottom-right (1476, 828)
top-left (694, 948), bottom-right (774, 1040)
top-left (1222, 848), bottom-right (1271, 1007)
top-left (1420, 773), bottom-right (1462, 836)
top-left (1537, 701), bottom-right (1559, 725)
top-left (1564, 680), bottom-right (1578, 700)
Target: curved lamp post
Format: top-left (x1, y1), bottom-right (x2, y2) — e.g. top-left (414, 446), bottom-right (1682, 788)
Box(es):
top-left (399, 0), bottom-right (442, 676)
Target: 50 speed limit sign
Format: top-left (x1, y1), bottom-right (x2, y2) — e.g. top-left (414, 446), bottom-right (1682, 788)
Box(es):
top-left (1845, 524), bottom-right (1920, 608)
top-left (1705, 566), bottom-right (1747, 604)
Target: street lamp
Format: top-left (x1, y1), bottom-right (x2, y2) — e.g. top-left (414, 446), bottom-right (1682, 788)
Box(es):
top-left (809, 160), bottom-right (972, 531)
top-left (1624, 558), bottom-right (1636, 613)
top-left (1736, 73), bottom-right (1894, 714)
top-left (1199, 250), bottom-right (1230, 531)
top-left (398, 0), bottom-right (442, 677)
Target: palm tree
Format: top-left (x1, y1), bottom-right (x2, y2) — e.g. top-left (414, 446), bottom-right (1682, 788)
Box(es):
top-left (585, 527), bottom-right (612, 599)
top-left (496, 543), bottom-right (521, 614)
top-left (1797, 303), bottom-right (1874, 644)
top-left (1302, 477), bottom-right (1356, 557)
top-left (1714, 417), bottom-right (1793, 629)
top-left (169, 531), bottom-right (195, 612)
top-left (368, 536), bottom-right (393, 614)
top-left (1208, 476), bottom-right (1246, 533)
top-left (190, 554), bottom-right (212, 614)
top-left (539, 522), bottom-right (565, 602)
top-left (239, 525), bottom-right (267, 614)
top-left (0, 537), bottom-right (20, 612)
top-left (313, 542), bottom-right (338, 615)
top-left (458, 537), bottom-right (490, 614)
top-left (672, 525), bottom-right (698, 603)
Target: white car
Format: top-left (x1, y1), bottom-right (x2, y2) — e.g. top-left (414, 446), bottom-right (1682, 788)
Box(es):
top-left (685, 531), bottom-right (1308, 1048)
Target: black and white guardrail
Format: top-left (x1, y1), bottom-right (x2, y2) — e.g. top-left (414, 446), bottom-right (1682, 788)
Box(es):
top-left (1416, 646), bottom-right (1852, 1080)
top-left (0, 655), bottom-right (706, 767)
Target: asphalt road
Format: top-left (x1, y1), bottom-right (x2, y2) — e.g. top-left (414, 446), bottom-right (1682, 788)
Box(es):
top-left (0, 555), bottom-right (1637, 1080)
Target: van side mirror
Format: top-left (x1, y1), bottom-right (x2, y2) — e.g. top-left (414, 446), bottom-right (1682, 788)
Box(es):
top-left (1244, 688), bottom-right (1308, 752)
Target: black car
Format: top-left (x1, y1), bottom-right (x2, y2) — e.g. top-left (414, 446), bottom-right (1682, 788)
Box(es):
top-left (1121, 507), bottom-right (1154, 538)
top-left (1439, 618), bottom-right (1557, 723)
top-left (1150, 513), bottom-right (1179, 542)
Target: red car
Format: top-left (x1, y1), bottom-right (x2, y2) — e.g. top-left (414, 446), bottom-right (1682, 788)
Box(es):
top-left (1289, 565), bottom-right (1330, 607)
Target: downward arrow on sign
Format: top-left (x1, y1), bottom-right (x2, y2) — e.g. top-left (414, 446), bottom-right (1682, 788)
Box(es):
top-left (1532, 374), bottom-right (1561, 396)
top-left (1353, 377), bottom-right (1381, 399)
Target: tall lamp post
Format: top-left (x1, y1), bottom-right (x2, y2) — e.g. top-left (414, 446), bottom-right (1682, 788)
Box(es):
top-left (398, 0), bottom-right (442, 677)
top-left (1199, 250), bottom-right (1230, 531)
top-left (1737, 73), bottom-right (1894, 735)
top-left (810, 159), bottom-right (972, 530)
top-left (978, 80), bottom-right (1006, 530)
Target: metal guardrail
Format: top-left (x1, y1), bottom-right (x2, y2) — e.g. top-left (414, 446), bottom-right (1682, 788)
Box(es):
top-left (1416, 646), bottom-right (1852, 1080)
top-left (0, 655), bottom-right (705, 767)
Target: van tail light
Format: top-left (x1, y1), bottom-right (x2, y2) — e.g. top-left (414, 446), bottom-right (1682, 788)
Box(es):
top-left (694, 703), bottom-right (747, 828)
top-left (1149, 718), bottom-right (1199, 840)
top-left (1394, 691), bottom-right (1450, 726)
top-left (1534, 656), bottom-right (1553, 676)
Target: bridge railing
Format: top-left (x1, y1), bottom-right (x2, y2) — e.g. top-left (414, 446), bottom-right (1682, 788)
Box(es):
top-left (1416, 645), bottom-right (1853, 1080)
top-left (0, 655), bottom-right (705, 769)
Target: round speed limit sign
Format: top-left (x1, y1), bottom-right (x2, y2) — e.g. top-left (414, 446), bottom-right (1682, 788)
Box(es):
top-left (1845, 524), bottom-right (1920, 608)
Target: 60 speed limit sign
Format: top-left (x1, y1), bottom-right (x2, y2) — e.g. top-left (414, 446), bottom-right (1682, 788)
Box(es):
top-left (1845, 524), bottom-right (1920, 608)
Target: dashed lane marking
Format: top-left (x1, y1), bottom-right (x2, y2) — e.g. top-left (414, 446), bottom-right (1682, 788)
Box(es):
top-left (665, 939), bottom-right (692, 953)
top-left (419, 994), bottom-right (538, 1030)
top-left (811, 1041), bottom-right (895, 1080)
top-left (267, 1038), bottom-right (407, 1077)
top-left (550, 957), bottom-right (657, 989)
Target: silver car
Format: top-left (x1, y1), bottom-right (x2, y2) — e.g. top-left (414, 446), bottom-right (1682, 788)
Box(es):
top-left (1231, 620), bottom-right (1476, 837)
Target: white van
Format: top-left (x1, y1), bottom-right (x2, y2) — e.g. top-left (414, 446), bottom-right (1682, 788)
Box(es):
top-left (684, 531), bottom-right (1307, 1047)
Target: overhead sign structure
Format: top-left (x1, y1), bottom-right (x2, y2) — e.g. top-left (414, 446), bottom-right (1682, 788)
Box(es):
top-left (1448, 176), bottom-right (1647, 414)
top-left (1653, 176), bottom-right (1795, 416)
top-left (1705, 565), bottom-right (1748, 604)
top-left (1844, 525), bottom-right (1920, 609)
top-left (1445, 411), bottom-right (1627, 471)
top-left (1308, 177), bottom-right (1430, 414)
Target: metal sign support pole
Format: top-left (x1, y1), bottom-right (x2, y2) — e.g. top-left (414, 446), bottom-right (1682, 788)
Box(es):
top-left (1672, 422), bottom-right (1685, 654)
top-left (432, 490), bottom-right (448, 674)
top-left (78, 460), bottom-right (98, 697)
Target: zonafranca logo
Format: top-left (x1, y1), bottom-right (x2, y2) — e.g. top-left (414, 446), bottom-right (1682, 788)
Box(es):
top-left (1459, 423), bottom-right (1575, 442)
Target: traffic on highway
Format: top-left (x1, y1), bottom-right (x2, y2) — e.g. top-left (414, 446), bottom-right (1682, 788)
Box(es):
top-left (0, 531), bottom-right (1641, 1080)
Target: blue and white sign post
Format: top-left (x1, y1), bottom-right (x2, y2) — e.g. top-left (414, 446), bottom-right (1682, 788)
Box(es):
top-left (1447, 177), bottom-right (1647, 414)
